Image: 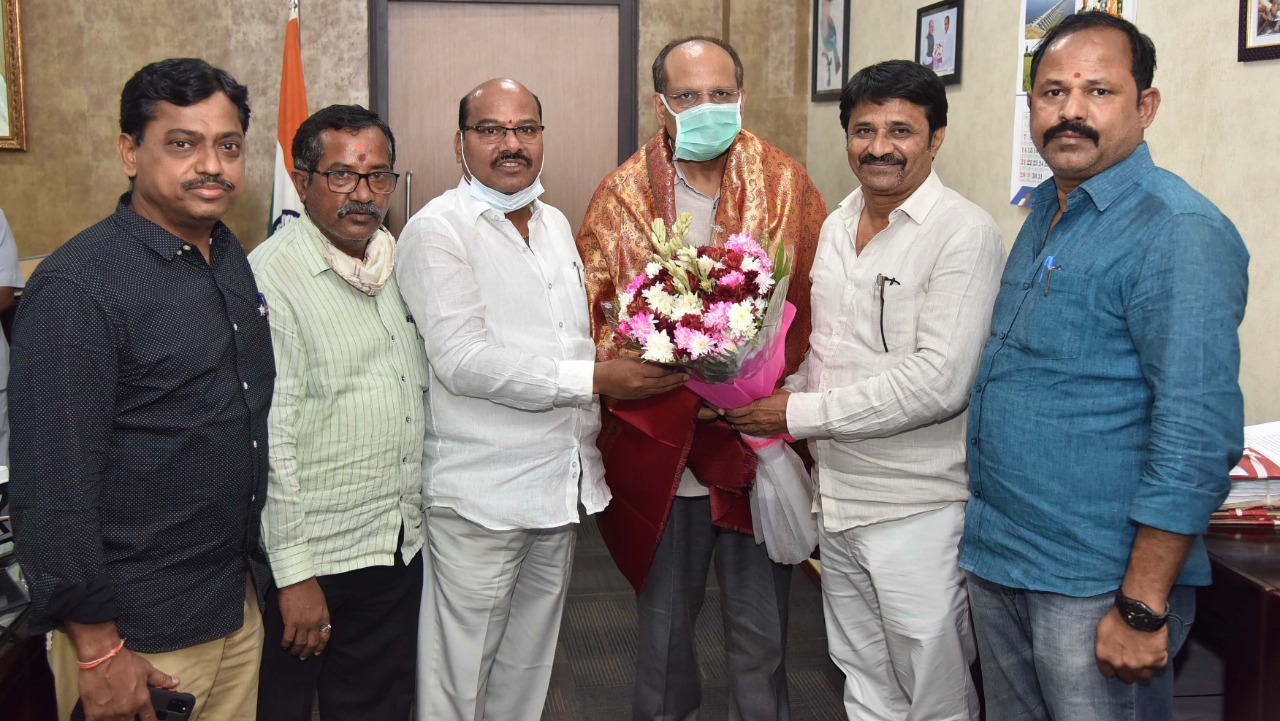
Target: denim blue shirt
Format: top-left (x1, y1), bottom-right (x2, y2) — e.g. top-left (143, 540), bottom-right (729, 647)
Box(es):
top-left (960, 143), bottom-right (1247, 596)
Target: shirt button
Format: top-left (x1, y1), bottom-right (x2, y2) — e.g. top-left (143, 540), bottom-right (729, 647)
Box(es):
top-left (558, 322), bottom-right (564, 328)
top-left (974, 384), bottom-right (983, 393)
top-left (233, 323), bottom-right (239, 331)
top-left (182, 244), bottom-right (191, 251)
top-left (999, 332), bottom-right (1008, 340)
top-left (242, 381), bottom-right (249, 390)
top-left (402, 456), bottom-right (408, 463)
top-left (400, 375), bottom-right (406, 382)
top-left (1022, 282), bottom-right (1031, 290)
top-left (390, 334), bottom-right (396, 341)
top-left (972, 489), bottom-right (982, 499)
top-left (970, 437), bottom-right (978, 446)
top-left (253, 440), bottom-right (259, 448)
top-left (547, 282), bottom-right (553, 289)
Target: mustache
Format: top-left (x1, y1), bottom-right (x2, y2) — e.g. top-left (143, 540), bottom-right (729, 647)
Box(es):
top-left (492, 151), bottom-right (532, 168)
top-left (181, 175), bottom-right (236, 191)
top-left (858, 152), bottom-right (905, 166)
top-left (336, 202), bottom-right (385, 221)
top-left (1043, 121), bottom-right (1100, 146)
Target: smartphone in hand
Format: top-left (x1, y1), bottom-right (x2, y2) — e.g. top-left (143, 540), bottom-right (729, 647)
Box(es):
top-left (70, 686), bottom-right (196, 721)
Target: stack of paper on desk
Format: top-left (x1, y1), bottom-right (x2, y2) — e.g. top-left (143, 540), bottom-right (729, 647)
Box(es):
top-left (1215, 422), bottom-right (1280, 524)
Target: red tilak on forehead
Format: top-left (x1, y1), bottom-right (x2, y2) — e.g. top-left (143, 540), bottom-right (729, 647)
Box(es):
top-left (1074, 72), bottom-right (1081, 78)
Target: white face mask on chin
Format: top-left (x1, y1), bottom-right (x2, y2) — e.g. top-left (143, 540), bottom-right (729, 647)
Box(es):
top-left (462, 151), bottom-right (545, 214)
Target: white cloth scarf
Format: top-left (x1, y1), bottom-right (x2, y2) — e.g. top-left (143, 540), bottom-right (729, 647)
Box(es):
top-left (303, 213), bottom-right (395, 296)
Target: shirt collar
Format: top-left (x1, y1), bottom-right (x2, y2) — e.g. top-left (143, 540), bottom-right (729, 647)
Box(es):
top-left (454, 177), bottom-right (543, 223)
top-left (837, 169), bottom-right (944, 229)
top-left (1029, 141), bottom-right (1155, 213)
top-left (294, 212), bottom-right (337, 277)
top-left (113, 192), bottom-right (233, 261)
top-left (672, 160), bottom-right (721, 203)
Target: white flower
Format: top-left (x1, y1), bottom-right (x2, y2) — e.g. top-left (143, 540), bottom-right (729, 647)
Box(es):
top-left (742, 255), bottom-right (761, 273)
top-left (642, 331), bottom-right (676, 363)
top-left (617, 291), bottom-right (634, 310)
top-left (728, 301), bottom-right (758, 338)
top-left (642, 286), bottom-right (676, 318)
top-left (696, 256), bottom-right (717, 276)
top-left (670, 294), bottom-right (703, 319)
top-left (645, 261), bottom-right (662, 277)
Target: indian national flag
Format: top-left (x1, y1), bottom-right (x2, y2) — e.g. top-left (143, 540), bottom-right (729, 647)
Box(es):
top-left (270, 0), bottom-right (309, 234)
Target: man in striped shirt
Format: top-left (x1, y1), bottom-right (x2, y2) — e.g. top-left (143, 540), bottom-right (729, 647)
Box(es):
top-left (250, 104), bottom-right (429, 721)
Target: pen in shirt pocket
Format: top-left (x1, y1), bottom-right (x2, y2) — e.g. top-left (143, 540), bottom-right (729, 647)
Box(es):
top-left (572, 261), bottom-right (584, 287)
top-left (1039, 256), bottom-right (1061, 297)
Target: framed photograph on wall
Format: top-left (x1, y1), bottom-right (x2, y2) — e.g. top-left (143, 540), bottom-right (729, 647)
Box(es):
top-left (1, 0), bottom-right (26, 151)
top-left (916, 0), bottom-right (963, 86)
top-left (811, 0), bottom-right (849, 101)
top-left (1241, 0), bottom-right (1280, 61)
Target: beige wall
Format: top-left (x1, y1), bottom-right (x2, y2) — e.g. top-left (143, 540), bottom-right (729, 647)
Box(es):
top-left (807, 1), bottom-right (1280, 424)
top-left (0, 0), bottom-right (369, 258)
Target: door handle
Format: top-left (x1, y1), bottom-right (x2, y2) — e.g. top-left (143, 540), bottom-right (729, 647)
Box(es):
top-left (403, 170), bottom-right (414, 224)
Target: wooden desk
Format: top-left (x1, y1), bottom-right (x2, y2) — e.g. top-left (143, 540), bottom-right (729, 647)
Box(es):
top-left (1194, 527), bottom-right (1280, 721)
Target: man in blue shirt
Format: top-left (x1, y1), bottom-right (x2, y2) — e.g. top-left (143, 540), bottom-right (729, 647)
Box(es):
top-left (961, 12), bottom-right (1248, 721)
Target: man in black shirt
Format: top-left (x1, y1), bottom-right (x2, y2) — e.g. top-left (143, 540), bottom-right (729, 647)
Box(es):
top-left (9, 58), bottom-right (274, 721)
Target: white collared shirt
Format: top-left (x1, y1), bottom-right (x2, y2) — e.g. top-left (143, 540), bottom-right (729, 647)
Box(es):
top-left (395, 181), bottom-right (608, 531)
top-left (784, 171), bottom-right (1005, 531)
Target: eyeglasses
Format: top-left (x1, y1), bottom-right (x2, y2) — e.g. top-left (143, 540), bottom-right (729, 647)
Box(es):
top-left (310, 169), bottom-right (400, 194)
top-left (876, 274), bottom-right (900, 353)
top-left (462, 124), bottom-right (545, 144)
top-left (664, 88), bottom-right (741, 111)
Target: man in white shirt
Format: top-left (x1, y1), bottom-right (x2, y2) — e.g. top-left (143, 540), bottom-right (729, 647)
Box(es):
top-left (941, 15), bottom-right (956, 72)
top-left (725, 60), bottom-right (1004, 720)
top-left (395, 78), bottom-right (683, 721)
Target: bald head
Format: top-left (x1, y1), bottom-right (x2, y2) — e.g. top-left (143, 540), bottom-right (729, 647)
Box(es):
top-left (458, 78), bottom-right (542, 130)
top-left (651, 37), bottom-right (744, 94)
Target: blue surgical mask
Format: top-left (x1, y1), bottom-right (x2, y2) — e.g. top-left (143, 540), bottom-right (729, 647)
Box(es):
top-left (462, 152), bottom-right (545, 214)
top-left (662, 95), bottom-right (742, 162)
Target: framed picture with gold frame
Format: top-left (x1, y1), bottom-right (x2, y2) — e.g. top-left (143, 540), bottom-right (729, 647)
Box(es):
top-left (1, 0), bottom-right (26, 151)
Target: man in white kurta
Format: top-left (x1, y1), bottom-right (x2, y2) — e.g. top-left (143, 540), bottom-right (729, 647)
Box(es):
top-left (726, 61), bottom-right (1004, 720)
top-left (396, 78), bottom-right (682, 721)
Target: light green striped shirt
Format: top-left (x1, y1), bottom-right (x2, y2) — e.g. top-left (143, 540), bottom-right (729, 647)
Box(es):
top-left (249, 215), bottom-right (430, 587)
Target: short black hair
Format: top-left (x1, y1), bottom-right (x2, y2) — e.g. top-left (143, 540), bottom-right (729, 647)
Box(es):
top-left (652, 36), bottom-right (744, 94)
top-left (457, 87), bottom-right (543, 130)
top-left (119, 58), bottom-right (250, 144)
top-left (1029, 12), bottom-right (1156, 96)
top-left (839, 60), bottom-right (948, 137)
top-left (293, 104), bottom-right (397, 177)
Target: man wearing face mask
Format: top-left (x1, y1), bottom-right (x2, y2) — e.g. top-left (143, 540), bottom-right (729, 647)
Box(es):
top-left (395, 79), bottom-right (683, 721)
top-left (249, 104), bottom-right (428, 721)
top-left (577, 37), bottom-right (826, 720)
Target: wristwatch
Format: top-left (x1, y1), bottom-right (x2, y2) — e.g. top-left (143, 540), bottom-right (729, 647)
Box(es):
top-left (1114, 591), bottom-right (1169, 632)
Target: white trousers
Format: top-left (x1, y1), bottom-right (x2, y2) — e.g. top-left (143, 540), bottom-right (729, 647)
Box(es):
top-left (819, 502), bottom-right (978, 721)
top-left (416, 507), bottom-right (576, 721)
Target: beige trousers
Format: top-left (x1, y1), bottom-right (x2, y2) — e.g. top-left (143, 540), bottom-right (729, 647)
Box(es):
top-left (48, 579), bottom-right (263, 721)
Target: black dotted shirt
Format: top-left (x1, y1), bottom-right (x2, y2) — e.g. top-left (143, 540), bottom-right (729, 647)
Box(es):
top-left (8, 195), bottom-right (275, 653)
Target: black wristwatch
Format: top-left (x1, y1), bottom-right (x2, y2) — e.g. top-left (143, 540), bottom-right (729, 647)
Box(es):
top-left (1114, 591), bottom-right (1168, 632)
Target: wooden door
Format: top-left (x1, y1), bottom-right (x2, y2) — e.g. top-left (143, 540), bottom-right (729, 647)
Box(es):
top-left (379, 1), bottom-right (630, 235)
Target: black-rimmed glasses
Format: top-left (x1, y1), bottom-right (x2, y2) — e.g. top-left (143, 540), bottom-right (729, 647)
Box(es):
top-left (310, 169), bottom-right (401, 194)
top-left (462, 124), bottom-right (545, 144)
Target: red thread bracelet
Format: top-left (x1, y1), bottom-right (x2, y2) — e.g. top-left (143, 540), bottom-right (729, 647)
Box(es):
top-left (78, 638), bottom-right (126, 670)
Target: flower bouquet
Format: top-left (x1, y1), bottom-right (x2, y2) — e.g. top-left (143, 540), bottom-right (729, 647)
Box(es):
top-left (611, 213), bottom-right (793, 387)
top-left (609, 213), bottom-right (817, 564)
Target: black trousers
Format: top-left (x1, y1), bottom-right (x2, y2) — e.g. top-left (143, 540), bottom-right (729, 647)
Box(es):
top-left (256, 549), bottom-right (423, 721)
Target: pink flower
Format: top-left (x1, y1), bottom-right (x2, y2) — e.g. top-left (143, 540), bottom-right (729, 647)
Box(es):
top-left (719, 271), bottom-right (745, 287)
top-left (624, 273), bottom-right (648, 295)
top-left (702, 301), bottom-right (732, 332)
top-left (628, 312), bottom-right (656, 339)
top-left (674, 325), bottom-right (716, 360)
